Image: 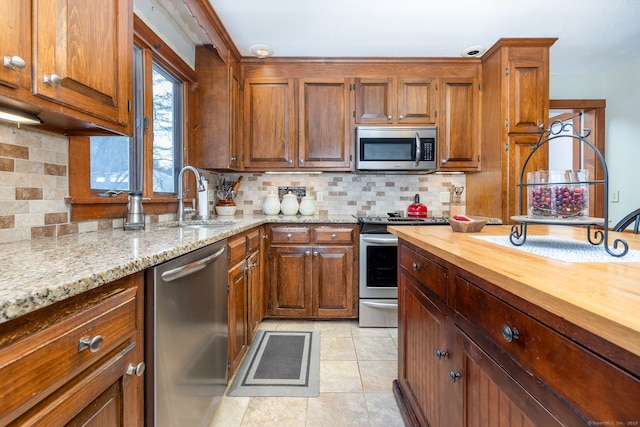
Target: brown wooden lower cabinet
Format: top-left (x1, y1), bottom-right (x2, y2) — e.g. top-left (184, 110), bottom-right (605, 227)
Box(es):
top-left (0, 273), bottom-right (144, 426)
top-left (394, 240), bottom-right (640, 426)
top-left (266, 224), bottom-right (358, 319)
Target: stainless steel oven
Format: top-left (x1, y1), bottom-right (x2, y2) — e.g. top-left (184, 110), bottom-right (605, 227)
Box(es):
top-left (358, 215), bottom-right (448, 327)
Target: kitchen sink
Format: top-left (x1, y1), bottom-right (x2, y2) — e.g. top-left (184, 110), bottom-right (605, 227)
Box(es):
top-left (160, 219), bottom-right (237, 229)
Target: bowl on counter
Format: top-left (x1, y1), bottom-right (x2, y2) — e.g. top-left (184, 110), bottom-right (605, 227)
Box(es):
top-left (448, 216), bottom-right (488, 233)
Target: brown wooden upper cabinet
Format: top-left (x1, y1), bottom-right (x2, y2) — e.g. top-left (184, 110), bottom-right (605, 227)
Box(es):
top-left (243, 77), bottom-right (353, 171)
top-left (507, 59), bottom-right (548, 133)
top-left (438, 77), bottom-right (480, 171)
top-left (354, 77), bottom-right (437, 125)
top-left (0, 0), bottom-right (133, 135)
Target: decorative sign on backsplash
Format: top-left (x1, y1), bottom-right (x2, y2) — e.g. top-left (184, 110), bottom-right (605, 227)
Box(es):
top-left (278, 186), bottom-right (306, 201)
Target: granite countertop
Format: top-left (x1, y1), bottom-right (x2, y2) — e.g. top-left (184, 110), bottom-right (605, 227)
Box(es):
top-left (0, 214), bottom-right (357, 324)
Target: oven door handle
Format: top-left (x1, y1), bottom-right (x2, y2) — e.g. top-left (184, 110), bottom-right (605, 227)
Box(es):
top-left (361, 236), bottom-right (398, 244)
top-left (361, 301), bottom-right (398, 308)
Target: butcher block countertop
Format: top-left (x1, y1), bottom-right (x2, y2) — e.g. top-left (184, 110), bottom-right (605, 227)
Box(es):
top-left (388, 224), bottom-right (640, 358)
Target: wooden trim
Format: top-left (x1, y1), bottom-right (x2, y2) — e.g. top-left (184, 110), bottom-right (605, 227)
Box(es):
top-left (133, 15), bottom-right (197, 83)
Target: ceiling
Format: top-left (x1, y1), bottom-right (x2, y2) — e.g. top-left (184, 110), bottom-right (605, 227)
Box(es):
top-left (198, 0), bottom-right (640, 75)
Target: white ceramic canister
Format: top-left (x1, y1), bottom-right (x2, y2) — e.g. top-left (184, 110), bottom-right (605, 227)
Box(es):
top-left (262, 193), bottom-right (281, 215)
top-left (298, 195), bottom-right (316, 216)
top-left (280, 191), bottom-right (300, 216)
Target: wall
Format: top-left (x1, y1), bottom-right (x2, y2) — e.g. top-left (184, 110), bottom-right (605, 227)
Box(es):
top-left (550, 56), bottom-right (640, 225)
top-left (202, 171), bottom-right (465, 218)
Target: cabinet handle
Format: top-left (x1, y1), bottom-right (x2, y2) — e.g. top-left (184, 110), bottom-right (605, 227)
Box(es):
top-left (287, 233), bottom-right (292, 239)
top-left (3, 55), bottom-right (26, 70)
top-left (78, 335), bottom-right (104, 353)
top-left (399, 115), bottom-right (404, 120)
top-left (230, 156), bottom-right (238, 161)
top-left (300, 159), bottom-right (304, 164)
top-left (305, 250), bottom-right (311, 256)
top-left (43, 74), bottom-right (62, 86)
top-left (412, 262), bottom-right (421, 271)
top-left (435, 349), bottom-right (449, 360)
top-left (331, 233), bottom-right (337, 239)
top-left (126, 362), bottom-right (146, 377)
top-left (288, 159), bottom-right (293, 164)
top-left (387, 115), bottom-right (392, 120)
top-left (313, 251), bottom-right (318, 257)
top-left (449, 370), bottom-right (461, 383)
top-left (501, 325), bottom-right (520, 342)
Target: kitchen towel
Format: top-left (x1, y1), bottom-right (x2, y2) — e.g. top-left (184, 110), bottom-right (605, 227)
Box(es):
top-left (473, 235), bottom-right (640, 263)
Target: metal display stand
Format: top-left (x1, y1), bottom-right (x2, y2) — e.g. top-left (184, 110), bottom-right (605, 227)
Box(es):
top-left (509, 120), bottom-right (628, 257)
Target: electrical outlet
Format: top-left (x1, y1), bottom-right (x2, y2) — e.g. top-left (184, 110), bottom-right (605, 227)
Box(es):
top-left (316, 191), bottom-right (324, 203)
top-left (440, 191), bottom-right (450, 203)
top-left (611, 190), bottom-right (620, 203)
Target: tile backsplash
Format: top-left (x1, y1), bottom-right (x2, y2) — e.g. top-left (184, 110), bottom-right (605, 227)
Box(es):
top-left (1, 122), bottom-right (466, 244)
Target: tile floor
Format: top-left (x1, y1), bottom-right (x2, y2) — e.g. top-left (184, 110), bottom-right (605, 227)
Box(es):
top-left (208, 319), bottom-right (404, 427)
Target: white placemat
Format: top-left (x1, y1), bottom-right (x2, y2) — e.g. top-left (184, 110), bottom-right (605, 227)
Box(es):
top-left (472, 235), bottom-right (640, 263)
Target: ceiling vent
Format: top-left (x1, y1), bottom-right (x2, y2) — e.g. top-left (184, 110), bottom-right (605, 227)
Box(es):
top-left (461, 45), bottom-right (486, 58)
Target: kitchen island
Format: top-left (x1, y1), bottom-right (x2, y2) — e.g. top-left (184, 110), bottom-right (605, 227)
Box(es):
top-left (389, 224), bottom-right (640, 426)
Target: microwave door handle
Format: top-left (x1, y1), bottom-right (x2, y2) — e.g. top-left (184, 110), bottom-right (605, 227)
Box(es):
top-left (414, 133), bottom-right (421, 168)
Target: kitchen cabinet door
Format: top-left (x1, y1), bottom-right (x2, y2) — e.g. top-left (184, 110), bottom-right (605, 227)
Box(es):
top-left (228, 259), bottom-right (248, 377)
top-left (439, 77), bottom-right (480, 171)
top-left (508, 59), bottom-right (548, 133)
top-left (354, 77), bottom-right (392, 124)
top-left (268, 245), bottom-right (313, 317)
top-left (194, 46), bottom-right (242, 170)
top-left (0, 1), bottom-right (31, 90)
top-left (396, 77), bottom-right (437, 125)
top-left (247, 230), bottom-right (264, 339)
top-left (312, 246), bottom-right (355, 317)
top-left (506, 133), bottom-right (548, 220)
top-left (396, 270), bottom-right (451, 427)
top-left (355, 77), bottom-right (437, 125)
top-left (298, 78), bottom-right (353, 169)
top-left (451, 327), bottom-right (563, 427)
top-left (243, 78), bottom-right (297, 169)
top-left (32, 0), bottom-right (132, 132)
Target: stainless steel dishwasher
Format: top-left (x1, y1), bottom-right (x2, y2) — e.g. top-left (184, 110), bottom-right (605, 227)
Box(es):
top-left (146, 240), bottom-right (228, 427)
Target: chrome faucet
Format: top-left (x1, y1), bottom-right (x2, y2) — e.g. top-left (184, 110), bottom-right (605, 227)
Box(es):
top-left (176, 165), bottom-right (205, 222)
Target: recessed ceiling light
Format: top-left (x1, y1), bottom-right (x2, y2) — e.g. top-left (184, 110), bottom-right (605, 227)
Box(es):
top-left (249, 44), bottom-right (274, 58)
top-left (461, 45), bottom-right (486, 58)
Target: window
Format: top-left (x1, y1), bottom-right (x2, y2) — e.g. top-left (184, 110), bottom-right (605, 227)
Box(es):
top-left (68, 16), bottom-right (197, 221)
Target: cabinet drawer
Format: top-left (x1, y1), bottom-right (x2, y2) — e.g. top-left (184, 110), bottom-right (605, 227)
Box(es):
top-left (399, 244), bottom-right (448, 301)
top-left (269, 226), bottom-right (311, 243)
top-left (455, 277), bottom-right (640, 421)
top-left (314, 226), bottom-right (355, 244)
top-left (0, 286), bottom-right (137, 423)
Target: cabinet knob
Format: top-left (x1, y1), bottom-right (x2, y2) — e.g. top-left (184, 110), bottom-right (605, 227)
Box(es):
top-left (501, 325), bottom-right (520, 342)
top-left (313, 251), bottom-right (318, 257)
top-left (126, 362), bottom-right (146, 377)
top-left (300, 159), bottom-right (304, 164)
top-left (287, 233), bottom-right (292, 239)
top-left (305, 250), bottom-right (311, 256)
top-left (331, 233), bottom-right (337, 239)
top-left (78, 335), bottom-right (104, 353)
top-left (399, 115), bottom-right (404, 120)
top-left (387, 115), bottom-right (392, 120)
top-left (230, 156), bottom-right (238, 161)
top-left (43, 74), bottom-right (62, 86)
top-left (3, 55), bottom-right (26, 70)
top-left (412, 262), bottom-right (421, 271)
top-left (288, 159), bottom-right (293, 164)
top-left (435, 349), bottom-right (449, 360)
top-left (449, 370), bottom-right (461, 383)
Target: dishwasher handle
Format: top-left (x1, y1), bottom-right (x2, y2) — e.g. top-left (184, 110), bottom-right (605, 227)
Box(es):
top-left (161, 246), bottom-right (226, 282)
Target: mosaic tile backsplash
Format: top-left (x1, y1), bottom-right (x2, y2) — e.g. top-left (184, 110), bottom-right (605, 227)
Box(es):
top-left (0, 122), bottom-right (465, 243)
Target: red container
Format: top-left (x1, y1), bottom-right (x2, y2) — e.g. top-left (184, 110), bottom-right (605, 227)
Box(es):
top-left (407, 194), bottom-right (428, 218)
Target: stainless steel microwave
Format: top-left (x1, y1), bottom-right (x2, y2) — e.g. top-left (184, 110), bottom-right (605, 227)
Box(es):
top-left (355, 126), bottom-right (437, 171)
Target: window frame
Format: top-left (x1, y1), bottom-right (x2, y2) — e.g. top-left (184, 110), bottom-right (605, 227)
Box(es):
top-left (68, 15), bottom-right (197, 221)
